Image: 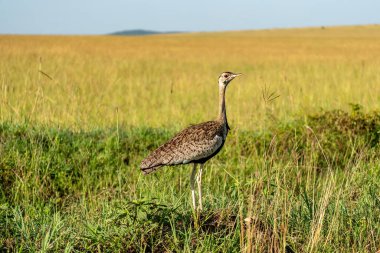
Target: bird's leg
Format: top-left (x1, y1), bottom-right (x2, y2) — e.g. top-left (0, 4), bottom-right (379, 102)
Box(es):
top-left (196, 163), bottom-right (204, 211)
top-left (190, 163), bottom-right (197, 211)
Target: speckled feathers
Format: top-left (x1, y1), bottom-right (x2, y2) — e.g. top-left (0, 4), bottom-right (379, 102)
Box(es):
top-left (140, 71), bottom-right (241, 175)
top-left (140, 120), bottom-right (227, 174)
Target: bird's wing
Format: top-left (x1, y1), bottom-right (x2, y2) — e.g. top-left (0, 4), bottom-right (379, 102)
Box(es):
top-left (140, 121), bottom-right (224, 172)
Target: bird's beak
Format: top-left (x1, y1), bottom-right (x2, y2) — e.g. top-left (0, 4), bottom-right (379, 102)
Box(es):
top-left (232, 73), bottom-right (243, 79)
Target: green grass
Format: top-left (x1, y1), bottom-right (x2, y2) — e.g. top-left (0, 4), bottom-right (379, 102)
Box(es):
top-left (1, 25), bottom-right (380, 252)
top-left (1, 108), bottom-right (380, 252)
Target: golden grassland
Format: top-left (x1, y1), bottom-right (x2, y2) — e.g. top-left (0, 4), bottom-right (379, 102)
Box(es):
top-left (1, 26), bottom-right (380, 252)
top-left (1, 25), bottom-right (380, 130)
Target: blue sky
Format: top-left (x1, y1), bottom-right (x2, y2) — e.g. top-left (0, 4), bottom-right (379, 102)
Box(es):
top-left (0, 0), bottom-right (379, 34)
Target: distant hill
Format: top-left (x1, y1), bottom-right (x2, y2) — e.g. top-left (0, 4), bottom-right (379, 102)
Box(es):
top-left (109, 29), bottom-right (182, 36)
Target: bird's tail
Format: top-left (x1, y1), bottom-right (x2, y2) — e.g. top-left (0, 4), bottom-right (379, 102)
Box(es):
top-left (140, 150), bottom-right (164, 175)
top-left (140, 165), bottom-right (162, 175)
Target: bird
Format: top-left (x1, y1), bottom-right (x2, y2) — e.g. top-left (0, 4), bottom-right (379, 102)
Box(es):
top-left (140, 71), bottom-right (242, 212)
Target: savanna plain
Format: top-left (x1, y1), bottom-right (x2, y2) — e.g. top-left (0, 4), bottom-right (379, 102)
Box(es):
top-left (1, 26), bottom-right (380, 252)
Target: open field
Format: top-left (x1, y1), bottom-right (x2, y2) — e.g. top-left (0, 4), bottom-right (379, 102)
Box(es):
top-left (1, 25), bottom-right (380, 129)
top-left (1, 26), bottom-right (380, 252)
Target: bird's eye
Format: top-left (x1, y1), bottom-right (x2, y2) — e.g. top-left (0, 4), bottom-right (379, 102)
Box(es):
top-left (224, 74), bottom-right (228, 78)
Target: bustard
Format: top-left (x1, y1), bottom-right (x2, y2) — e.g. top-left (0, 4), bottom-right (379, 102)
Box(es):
top-left (140, 72), bottom-right (242, 211)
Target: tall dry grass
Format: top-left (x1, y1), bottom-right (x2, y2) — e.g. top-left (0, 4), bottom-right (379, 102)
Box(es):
top-left (1, 25), bottom-right (380, 130)
top-left (1, 26), bottom-right (380, 252)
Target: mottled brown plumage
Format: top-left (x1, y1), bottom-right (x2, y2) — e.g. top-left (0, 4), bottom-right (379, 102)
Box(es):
top-left (140, 120), bottom-right (228, 174)
top-left (140, 71), bottom-right (242, 211)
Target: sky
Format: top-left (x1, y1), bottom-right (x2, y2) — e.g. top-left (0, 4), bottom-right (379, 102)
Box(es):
top-left (0, 0), bottom-right (379, 35)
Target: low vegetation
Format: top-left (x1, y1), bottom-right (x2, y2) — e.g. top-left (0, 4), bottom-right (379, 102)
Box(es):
top-left (1, 107), bottom-right (379, 252)
top-left (1, 26), bottom-right (380, 252)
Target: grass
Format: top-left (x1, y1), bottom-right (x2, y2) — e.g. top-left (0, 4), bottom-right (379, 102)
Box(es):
top-left (1, 108), bottom-right (380, 252)
top-left (1, 25), bottom-right (380, 252)
top-left (1, 26), bottom-right (380, 129)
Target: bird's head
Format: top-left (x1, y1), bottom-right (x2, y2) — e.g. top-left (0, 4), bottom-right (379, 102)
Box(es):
top-left (218, 72), bottom-right (242, 86)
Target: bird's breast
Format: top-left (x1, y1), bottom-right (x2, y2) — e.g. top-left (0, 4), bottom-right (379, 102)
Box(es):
top-left (221, 124), bottom-right (229, 140)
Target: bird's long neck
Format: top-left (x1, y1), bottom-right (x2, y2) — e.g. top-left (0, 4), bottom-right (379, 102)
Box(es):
top-left (217, 83), bottom-right (228, 125)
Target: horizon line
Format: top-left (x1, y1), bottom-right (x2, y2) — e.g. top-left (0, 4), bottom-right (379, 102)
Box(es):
top-left (0, 23), bottom-right (378, 36)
